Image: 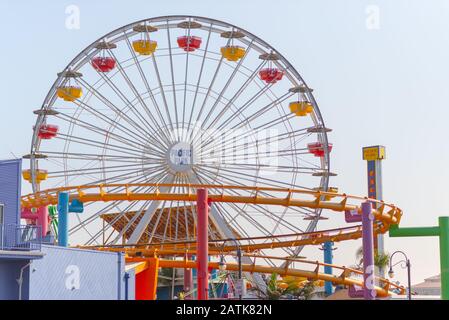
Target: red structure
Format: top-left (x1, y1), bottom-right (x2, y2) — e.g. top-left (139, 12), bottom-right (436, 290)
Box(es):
top-left (177, 36), bottom-right (202, 52)
top-left (259, 68), bottom-right (284, 84)
top-left (135, 257), bottom-right (159, 300)
top-left (196, 188), bottom-right (209, 300)
top-left (21, 206), bottom-right (49, 237)
top-left (37, 124), bottom-right (58, 139)
top-left (307, 142), bottom-right (333, 157)
top-left (91, 57), bottom-right (116, 72)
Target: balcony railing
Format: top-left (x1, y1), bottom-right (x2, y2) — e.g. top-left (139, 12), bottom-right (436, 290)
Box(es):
top-left (0, 224), bottom-right (42, 251)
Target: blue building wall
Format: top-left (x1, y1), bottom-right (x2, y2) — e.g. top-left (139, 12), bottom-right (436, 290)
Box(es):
top-left (27, 245), bottom-right (129, 300)
top-left (0, 260), bottom-right (30, 300)
top-left (0, 159), bottom-right (21, 227)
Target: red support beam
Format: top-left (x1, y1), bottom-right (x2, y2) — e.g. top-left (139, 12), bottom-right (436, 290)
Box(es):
top-left (196, 188), bottom-right (209, 300)
top-left (135, 257), bottom-right (159, 300)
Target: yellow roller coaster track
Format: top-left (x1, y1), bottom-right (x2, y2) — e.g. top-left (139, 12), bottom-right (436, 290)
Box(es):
top-left (22, 183), bottom-right (402, 251)
top-left (21, 183), bottom-right (404, 297)
top-left (126, 254), bottom-right (405, 297)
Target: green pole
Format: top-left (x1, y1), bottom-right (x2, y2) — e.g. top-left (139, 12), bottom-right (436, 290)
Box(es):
top-left (439, 217), bottom-right (449, 300)
top-left (389, 217), bottom-right (449, 300)
top-left (389, 224), bottom-right (440, 237)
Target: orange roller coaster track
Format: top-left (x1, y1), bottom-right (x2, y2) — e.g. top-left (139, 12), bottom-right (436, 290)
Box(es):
top-left (127, 255), bottom-right (405, 297)
top-left (21, 183), bottom-right (404, 297)
top-left (22, 183), bottom-right (402, 250)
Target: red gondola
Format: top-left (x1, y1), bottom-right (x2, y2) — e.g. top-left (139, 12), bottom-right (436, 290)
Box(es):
top-left (307, 142), bottom-right (333, 157)
top-left (177, 36), bottom-right (202, 52)
top-left (259, 68), bottom-right (284, 84)
top-left (91, 57), bottom-right (116, 72)
top-left (38, 124), bottom-right (59, 139)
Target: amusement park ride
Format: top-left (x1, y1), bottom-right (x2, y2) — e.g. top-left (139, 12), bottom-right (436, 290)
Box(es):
top-left (19, 15), bottom-right (442, 300)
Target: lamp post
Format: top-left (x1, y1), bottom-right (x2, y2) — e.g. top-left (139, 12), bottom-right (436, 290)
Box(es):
top-left (388, 250), bottom-right (412, 300)
top-left (218, 239), bottom-right (243, 300)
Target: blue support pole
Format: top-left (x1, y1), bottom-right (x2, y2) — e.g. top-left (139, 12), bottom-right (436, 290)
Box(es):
top-left (323, 241), bottom-right (334, 295)
top-left (57, 192), bottom-right (69, 247)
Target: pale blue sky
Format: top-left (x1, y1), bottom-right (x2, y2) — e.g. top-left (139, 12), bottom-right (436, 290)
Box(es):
top-left (1, 0), bottom-right (449, 287)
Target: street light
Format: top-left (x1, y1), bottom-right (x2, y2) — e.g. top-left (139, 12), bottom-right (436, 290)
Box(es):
top-left (219, 238), bottom-right (243, 300)
top-left (388, 250), bottom-right (412, 300)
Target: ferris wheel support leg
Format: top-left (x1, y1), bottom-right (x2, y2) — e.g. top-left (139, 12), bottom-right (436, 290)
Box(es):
top-left (196, 188), bottom-right (209, 300)
top-left (57, 192), bottom-right (69, 247)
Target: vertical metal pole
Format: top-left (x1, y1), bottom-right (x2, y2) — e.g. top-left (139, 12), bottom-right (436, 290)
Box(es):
top-left (237, 247), bottom-right (242, 300)
top-left (407, 260), bottom-right (412, 300)
top-left (439, 217), bottom-right (449, 300)
top-left (362, 201), bottom-right (376, 300)
top-left (363, 146), bottom-right (386, 277)
top-left (184, 254), bottom-right (193, 298)
top-left (37, 206), bottom-right (49, 238)
top-left (196, 188), bottom-right (209, 300)
top-left (323, 241), bottom-right (334, 295)
top-left (57, 192), bottom-right (69, 247)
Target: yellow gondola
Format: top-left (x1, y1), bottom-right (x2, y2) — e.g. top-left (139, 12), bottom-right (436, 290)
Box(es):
top-left (220, 46), bottom-right (246, 61)
top-left (56, 86), bottom-right (82, 102)
top-left (289, 101), bottom-right (313, 116)
top-left (22, 169), bottom-right (48, 183)
top-left (132, 40), bottom-right (157, 55)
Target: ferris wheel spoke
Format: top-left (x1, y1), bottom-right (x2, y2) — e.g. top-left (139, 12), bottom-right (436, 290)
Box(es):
top-left (52, 133), bottom-right (147, 158)
top-left (198, 126), bottom-right (309, 159)
top-left (165, 21), bottom-right (181, 141)
top-left (197, 162), bottom-right (318, 175)
top-left (81, 164), bottom-right (166, 186)
top-left (82, 172), bottom-right (171, 245)
top-left (75, 77), bottom-right (161, 146)
top-left (189, 38), bottom-right (231, 142)
top-left (195, 169), bottom-right (303, 234)
top-left (127, 174), bottom-right (175, 243)
top-left (201, 58), bottom-right (265, 133)
top-left (55, 112), bottom-right (166, 157)
top-left (196, 88), bottom-right (291, 151)
top-left (229, 93), bottom-right (294, 132)
top-left (185, 24), bottom-right (214, 141)
top-left (38, 151), bottom-right (153, 162)
top-left (223, 90), bottom-right (291, 134)
top-left (98, 50), bottom-right (169, 142)
top-left (121, 32), bottom-right (173, 145)
top-left (64, 95), bottom-right (158, 151)
top-left (197, 164), bottom-right (306, 190)
top-left (181, 25), bottom-right (192, 137)
top-left (109, 180), bottom-right (169, 245)
top-left (198, 40), bottom-right (254, 133)
top-left (150, 52), bottom-right (175, 134)
top-left (47, 162), bottom-right (163, 178)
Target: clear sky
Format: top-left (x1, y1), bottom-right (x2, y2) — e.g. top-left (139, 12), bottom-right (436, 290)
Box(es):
top-left (1, 0), bottom-right (449, 288)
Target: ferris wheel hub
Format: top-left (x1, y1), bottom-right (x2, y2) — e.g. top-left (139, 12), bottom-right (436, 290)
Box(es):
top-left (166, 141), bottom-right (195, 174)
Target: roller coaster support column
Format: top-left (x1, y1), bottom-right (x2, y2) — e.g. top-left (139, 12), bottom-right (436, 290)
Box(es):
top-left (363, 145), bottom-right (386, 277)
top-left (184, 254), bottom-right (193, 299)
top-left (389, 217), bottom-right (449, 300)
top-left (135, 257), bottom-right (159, 300)
top-left (362, 201), bottom-right (376, 300)
top-left (57, 192), bottom-right (69, 247)
top-left (197, 188), bottom-right (209, 300)
top-left (322, 241), bottom-right (334, 295)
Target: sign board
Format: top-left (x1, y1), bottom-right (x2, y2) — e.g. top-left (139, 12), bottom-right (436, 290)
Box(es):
top-left (362, 146), bottom-right (386, 161)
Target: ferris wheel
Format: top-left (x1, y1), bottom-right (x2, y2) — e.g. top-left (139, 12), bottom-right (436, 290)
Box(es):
top-left (24, 16), bottom-right (333, 260)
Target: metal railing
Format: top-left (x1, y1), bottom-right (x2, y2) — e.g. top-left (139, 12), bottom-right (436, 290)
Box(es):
top-left (0, 224), bottom-right (42, 251)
